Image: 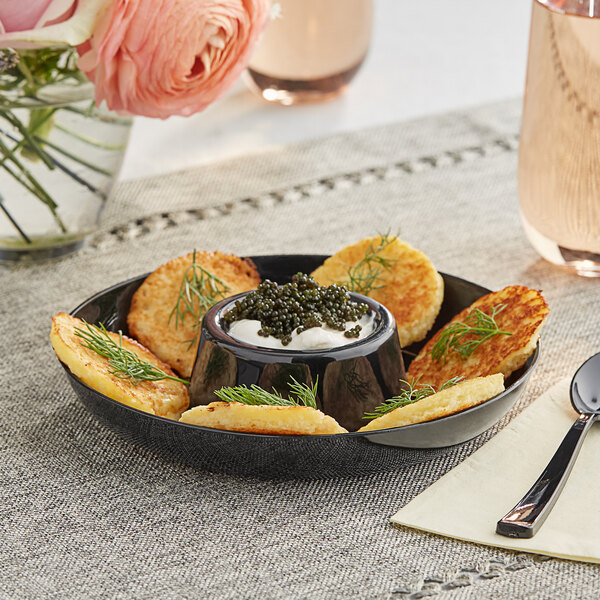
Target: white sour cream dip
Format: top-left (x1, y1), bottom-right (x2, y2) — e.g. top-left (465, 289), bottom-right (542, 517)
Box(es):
top-left (227, 313), bottom-right (376, 350)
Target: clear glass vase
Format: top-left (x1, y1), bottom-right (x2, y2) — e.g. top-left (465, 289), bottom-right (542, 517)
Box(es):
top-left (0, 49), bottom-right (131, 263)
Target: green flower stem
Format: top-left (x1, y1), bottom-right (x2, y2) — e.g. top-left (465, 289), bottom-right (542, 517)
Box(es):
top-left (36, 134), bottom-right (112, 176)
top-left (62, 104), bottom-right (129, 126)
top-left (0, 109), bottom-right (56, 169)
top-left (16, 59), bottom-right (35, 91)
top-left (0, 111), bottom-right (54, 169)
top-left (0, 134), bottom-right (58, 209)
top-left (0, 193), bottom-right (31, 243)
top-left (0, 135), bottom-right (67, 234)
top-left (0, 159), bottom-right (57, 213)
top-left (22, 107), bottom-right (56, 162)
top-left (38, 145), bottom-right (107, 198)
top-left (0, 161), bottom-right (59, 242)
top-left (1, 125), bottom-right (106, 198)
top-left (54, 122), bottom-right (126, 152)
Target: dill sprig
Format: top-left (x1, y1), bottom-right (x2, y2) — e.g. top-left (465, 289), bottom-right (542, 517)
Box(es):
top-left (344, 231), bottom-right (399, 295)
top-left (431, 304), bottom-right (512, 363)
top-left (169, 249), bottom-right (231, 348)
top-left (214, 377), bottom-right (318, 409)
top-left (74, 320), bottom-right (190, 385)
top-left (363, 377), bottom-right (463, 420)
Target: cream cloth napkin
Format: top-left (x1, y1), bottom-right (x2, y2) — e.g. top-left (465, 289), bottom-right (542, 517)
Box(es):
top-left (391, 378), bottom-right (600, 563)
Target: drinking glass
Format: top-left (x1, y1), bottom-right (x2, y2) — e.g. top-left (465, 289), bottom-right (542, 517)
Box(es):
top-left (245, 0), bottom-right (373, 105)
top-left (518, 0), bottom-right (600, 276)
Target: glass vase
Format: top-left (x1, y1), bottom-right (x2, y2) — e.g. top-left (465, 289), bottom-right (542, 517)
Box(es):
top-left (0, 50), bottom-right (131, 263)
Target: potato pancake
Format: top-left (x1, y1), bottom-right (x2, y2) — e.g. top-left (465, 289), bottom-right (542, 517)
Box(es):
top-left (310, 235), bottom-right (443, 347)
top-left (358, 374), bottom-right (504, 432)
top-left (128, 251), bottom-right (261, 378)
top-left (179, 402), bottom-right (348, 435)
top-left (50, 312), bottom-right (189, 420)
top-left (407, 285), bottom-right (548, 388)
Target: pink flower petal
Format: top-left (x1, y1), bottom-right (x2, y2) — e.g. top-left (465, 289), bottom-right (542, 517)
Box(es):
top-left (78, 0), bottom-right (271, 118)
top-left (0, 0), bottom-right (53, 32)
top-left (0, 0), bottom-right (112, 49)
top-left (36, 0), bottom-right (78, 27)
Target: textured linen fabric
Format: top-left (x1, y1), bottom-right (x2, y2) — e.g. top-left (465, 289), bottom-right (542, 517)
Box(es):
top-left (2, 99), bottom-right (600, 599)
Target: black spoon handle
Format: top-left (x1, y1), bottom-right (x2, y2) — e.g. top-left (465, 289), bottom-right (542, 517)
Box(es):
top-left (496, 413), bottom-right (596, 539)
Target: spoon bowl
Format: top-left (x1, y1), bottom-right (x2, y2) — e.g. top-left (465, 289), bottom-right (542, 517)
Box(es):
top-left (497, 352), bottom-right (600, 538)
top-left (571, 352), bottom-right (600, 414)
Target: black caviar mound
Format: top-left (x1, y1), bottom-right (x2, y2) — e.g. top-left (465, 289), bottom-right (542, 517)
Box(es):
top-left (223, 273), bottom-right (369, 345)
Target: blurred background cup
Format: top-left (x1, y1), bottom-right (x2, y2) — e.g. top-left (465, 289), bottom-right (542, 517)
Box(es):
top-left (518, 0), bottom-right (600, 277)
top-left (245, 0), bottom-right (374, 105)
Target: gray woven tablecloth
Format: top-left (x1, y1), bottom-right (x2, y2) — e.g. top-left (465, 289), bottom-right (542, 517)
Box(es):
top-left (2, 99), bottom-right (600, 600)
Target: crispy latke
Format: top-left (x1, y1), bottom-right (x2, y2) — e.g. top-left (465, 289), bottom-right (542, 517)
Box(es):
top-left (310, 235), bottom-right (443, 347)
top-left (358, 374), bottom-right (504, 432)
top-left (407, 285), bottom-right (549, 388)
top-left (50, 312), bottom-right (189, 420)
top-left (179, 402), bottom-right (348, 435)
top-left (127, 251), bottom-right (261, 378)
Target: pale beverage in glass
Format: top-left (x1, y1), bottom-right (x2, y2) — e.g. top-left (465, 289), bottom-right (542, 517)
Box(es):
top-left (246, 0), bottom-right (373, 104)
top-left (519, 0), bottom-right (600, 276)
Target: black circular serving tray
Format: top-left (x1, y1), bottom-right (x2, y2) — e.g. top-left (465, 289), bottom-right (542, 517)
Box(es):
top-left (62, 254), bottom-right (539, 478)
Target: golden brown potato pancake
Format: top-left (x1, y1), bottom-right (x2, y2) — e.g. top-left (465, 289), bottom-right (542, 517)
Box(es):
top-left (128, 251), bottom-right (260, 378)
top-left (179, 402), bottom-right (348, 435)
top-left (310, 235), bottom-right (443, 347)
top-left (50, 312), bottom-right (189, 420)
top-left (358, 374), bottom-right (504, 432)
top-left (407, 285), bottom-right (549, 388)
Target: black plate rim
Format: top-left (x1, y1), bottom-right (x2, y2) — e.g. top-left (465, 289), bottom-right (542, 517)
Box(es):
top-left (64, 254), bottom-right (540, 440)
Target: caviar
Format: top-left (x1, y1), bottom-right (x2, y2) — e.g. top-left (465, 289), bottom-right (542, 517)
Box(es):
top-left (223, 273), bottom-right (369, 346)
top-left (344, 325), bottom-right (362, 339)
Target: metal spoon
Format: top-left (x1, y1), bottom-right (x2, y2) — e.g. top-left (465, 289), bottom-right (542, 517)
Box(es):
top-left (496, 352), bottom-right (600, 538)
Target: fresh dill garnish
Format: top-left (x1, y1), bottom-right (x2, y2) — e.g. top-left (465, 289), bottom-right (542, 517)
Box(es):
top-left (169, 249), bottom-right (231, 348)
top-left (74, 320), bottom-right (190, 385)
top-left (343, 231), bottom-right (399, 295)
top-left (214, 376), bottom-right (318, 409)
top-left (431, 304), bottom-right (512, 363)
top-left (363, 377), bottom-right (463, 420)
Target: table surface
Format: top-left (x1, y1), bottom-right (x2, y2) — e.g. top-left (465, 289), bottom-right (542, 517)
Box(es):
top-left (6, 93), bottom-right (600, 600)
top-left (121, 0), bottom-right (532, 181)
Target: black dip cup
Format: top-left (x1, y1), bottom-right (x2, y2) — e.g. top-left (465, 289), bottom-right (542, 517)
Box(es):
top-left (189, 291), bottom-right (406, 431)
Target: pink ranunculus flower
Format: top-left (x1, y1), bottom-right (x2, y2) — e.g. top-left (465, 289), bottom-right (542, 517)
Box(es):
top-left (77, 0), bottom-right (270, 119)
top-left (0, 0), bottom-right (112, 48)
